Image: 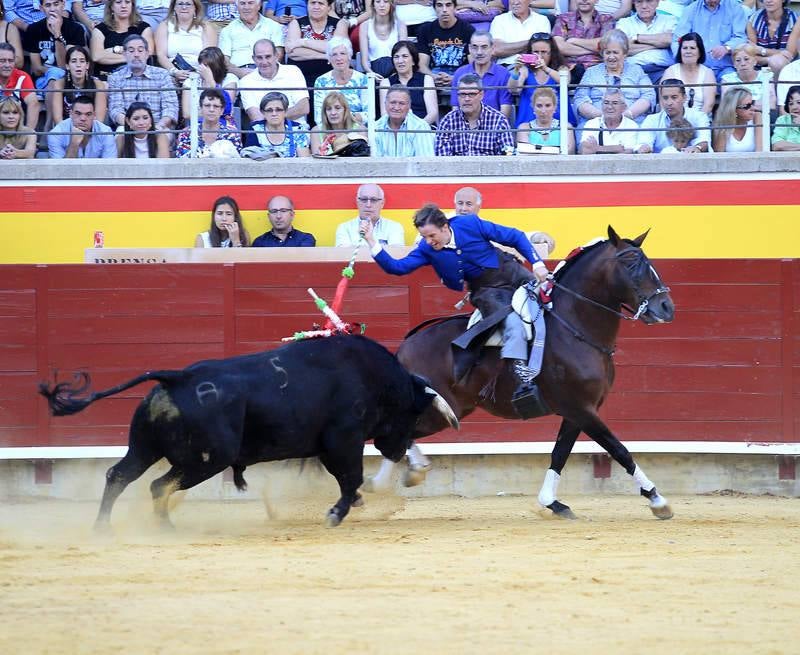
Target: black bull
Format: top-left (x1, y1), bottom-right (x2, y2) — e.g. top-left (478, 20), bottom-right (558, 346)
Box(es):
top-left (39, 335), bottom-right (458, 528)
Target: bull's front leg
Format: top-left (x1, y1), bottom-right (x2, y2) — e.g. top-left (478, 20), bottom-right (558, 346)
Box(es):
top-left (318, 446), bottom-right (364, 528)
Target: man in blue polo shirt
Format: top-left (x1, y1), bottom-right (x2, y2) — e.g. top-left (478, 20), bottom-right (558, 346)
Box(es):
top-left (450, 31), bottom-right (512, 120)
top-left (252, 195), bottom-right (316, 247)
top-left (363, 202), bottom-right (550, 417)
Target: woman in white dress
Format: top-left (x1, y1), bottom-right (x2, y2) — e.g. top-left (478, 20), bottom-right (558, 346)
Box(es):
top-left (155, 0), bottom-right (217, 86)
top-left (663, 32), bottom-right (717, 116)
top-left (712, 87), bottom-right (763, 152)
top-left (359, 0), bottom-right (407, 78)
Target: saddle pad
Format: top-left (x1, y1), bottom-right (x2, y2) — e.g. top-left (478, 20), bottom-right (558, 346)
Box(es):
top-left (466, 286), bottom-right (534, 347)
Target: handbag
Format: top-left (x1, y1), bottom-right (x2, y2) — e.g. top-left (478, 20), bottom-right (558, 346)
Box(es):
top-left (333, 136), bottom-right (370, 157)
top-left (172, 53), bottom-right (196, 72)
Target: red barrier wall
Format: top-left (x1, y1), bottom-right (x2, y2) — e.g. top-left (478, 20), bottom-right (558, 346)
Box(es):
top-left (2, 259), bottom-right (798, 448)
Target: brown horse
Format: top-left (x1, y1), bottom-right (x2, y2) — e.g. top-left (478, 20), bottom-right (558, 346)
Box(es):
top-left (368, 226), bottom-right (676, 519)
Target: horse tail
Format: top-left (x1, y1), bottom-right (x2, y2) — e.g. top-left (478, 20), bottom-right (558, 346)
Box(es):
top-left (38, 370), bottom-right (188, 417)
top-left (405, 313), bottom-right (471, 339)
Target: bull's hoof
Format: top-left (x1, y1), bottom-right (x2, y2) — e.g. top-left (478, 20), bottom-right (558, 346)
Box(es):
top-left (548, 500), bottom-right (577, 520)
top-left (352, 493), bottom-right (364, 508)
top-left (402, 463), bottom-right (431, 488)
top-left (325, 510), bottom-right (342, 528)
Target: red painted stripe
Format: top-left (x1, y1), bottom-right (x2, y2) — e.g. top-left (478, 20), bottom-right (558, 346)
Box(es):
top-left (4, 179), bottom-right (799, 212)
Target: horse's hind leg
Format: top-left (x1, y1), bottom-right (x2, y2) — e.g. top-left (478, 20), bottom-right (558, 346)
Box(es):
top-left (95, 446), bottom-right (160, 531)
top-left (538, 419), bottom-right (581, 519)
top-left (575, 410), bottom-right (673, 520)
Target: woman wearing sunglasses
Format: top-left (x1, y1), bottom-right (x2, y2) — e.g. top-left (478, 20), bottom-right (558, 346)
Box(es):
top-left (712, 86), bottom-right (762, 152)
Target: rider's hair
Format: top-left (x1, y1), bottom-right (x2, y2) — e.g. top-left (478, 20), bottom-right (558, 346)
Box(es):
top-left (413, 203), bottom-right (448, 229)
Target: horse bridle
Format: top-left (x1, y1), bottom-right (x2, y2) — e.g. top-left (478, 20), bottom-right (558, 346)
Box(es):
top-left (542, 245), bottom-right (670, 357)
top-left (551, 245), bottom-right (670, 322)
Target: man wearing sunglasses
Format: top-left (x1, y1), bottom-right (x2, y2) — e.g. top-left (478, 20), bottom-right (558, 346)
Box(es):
top-left (334, 184), bottom-right (406, 247)
top-left (636, 77), bottom-right (710, 153)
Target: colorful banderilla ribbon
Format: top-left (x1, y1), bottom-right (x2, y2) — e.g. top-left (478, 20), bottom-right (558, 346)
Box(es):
top-left (307, 287), bottom-right (348, 331)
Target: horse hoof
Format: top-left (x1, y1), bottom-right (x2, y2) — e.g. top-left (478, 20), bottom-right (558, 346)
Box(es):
top-left (402, 464), bottom-right (431, 488)
top-left (361, 477), bottom-right (377, 493)
top-left (548, 500), bottom-right (577, 520)
top-left (352, 493), bottom-right (364, 508)
top-left (93, 521), bottom-right (113, 536)
top-left (325, 510), bottom-right (342, 528)
top-left (648, 493), bottom-right (674, 520)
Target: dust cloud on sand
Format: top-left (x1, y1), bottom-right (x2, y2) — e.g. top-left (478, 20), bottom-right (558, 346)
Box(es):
top-left (1, 493), bottom-right (799, 655)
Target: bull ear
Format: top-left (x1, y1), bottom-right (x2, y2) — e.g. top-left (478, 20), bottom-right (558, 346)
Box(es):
top-left (631, 228), bottom-right (650, 248)
top-left (607, 225), bottom-right (621, 247)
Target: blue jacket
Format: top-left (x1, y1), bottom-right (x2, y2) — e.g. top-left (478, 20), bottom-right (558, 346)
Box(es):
top-left (373, 214), bottom-right (539, 291)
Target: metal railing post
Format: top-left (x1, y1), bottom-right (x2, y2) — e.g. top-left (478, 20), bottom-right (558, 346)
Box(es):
top-left (761, 71), bottom-right (772, 152)
top-left (559, 69), bottom-right (569, 155)
top-left (189, 74), bottom-right (200, 158)
top-left (367, 75), bottom-right (376, 146)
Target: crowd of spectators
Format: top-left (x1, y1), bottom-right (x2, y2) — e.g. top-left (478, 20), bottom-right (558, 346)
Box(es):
top-left (1, 0), bottom-right (799, 159)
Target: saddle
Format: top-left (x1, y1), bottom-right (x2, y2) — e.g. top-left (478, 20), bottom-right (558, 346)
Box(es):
top-left (464, 285), bottom-right (537, 347)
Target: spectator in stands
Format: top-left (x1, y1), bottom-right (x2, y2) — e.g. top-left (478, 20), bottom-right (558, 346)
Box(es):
top-left (453, 0), bottom-right (502, 32)
top-left (579, 87), bottom-right (638, 153)
top-left (136, 0), bottom-right (170, 30)
top-left (329, 0), bottom-right (370, 54)
top-left (246, 90), bottom-right (310, 155)
top-left (615, 0), bottom-right (676, 84)
top-left (314, 36), bottom-right (369, 124)
top-left (359, 0), bottom-right (406, 78)
top-left (335, 183), bottom-right (405, 246)
top-left (176, 87), bottom-right (241, 156)
top-left (453, 185), bottom-right (481, 214)
top-left (241, 39), bottom-right (310, 126)
top-left (155, 0), bottom-right (217, 87)
top-left (509, 33), bottom-right (575, 128)
top-left (310, 90), bottom-right (368, 155)
top-left (778, 57), bottom-right (800, 108)
top-left (252, 195), bottom-right (316, 247)
top-left (0, 95), bottom-right (35, 158)
top-left (195, 195), bottom-right (250, 247)
top-left (205, 0), bottom-right (238, 32)
top-left (181, 46), bottom-right (238, 124)
top-left (573, 30), bottom-right (656, 130)
top-left (394, 0), bottom-right (435, 37)
top-left (72, 0), bottom-right (106, 34)
top-left (663, 32), bottom-right (716, 115)
top-left (48, 93), bottom-right (117, 157)
top-left (0, 42), bottom-right (39, 129)
top-left (672, 0), bottom-right (747, 81)
top-left (435, 73), bottom-right (513, 155)
top-left (658, 116), bottom-right (695, 152)
top-left (711, 85), bottom-right (761, 151)
top-left (721, 44), bottom-right (776, 111)
top-left (264, 0), bottom-right (308, 27)
top-left (3, 0), bottom-right (44, 33)
top-left (489, 0), bottom-right (550, 68)
top-left (108, 35), bottom-right (178, 132)
top-left (745, 0), bottom-right (798, 77)
top-left (285, 0), bottom-right (347, 93)
top-left (771, 85), bottom-right (800, 151)
top-left (517, 86), bottom-right (576, 152)
top-left (23, 0), bottom-right (87, 114)
top-left (417, 0), bottom-right (474, 93)
top-left (552, 0), bottom-right (615, 82)
top-left (219, 0), bottom-right (284, 78)
top-left (636, 77), bottom-right (710, 152)
top-left (51, 45), bottom-right (108, 125)
top-left (0, 0), bottom-right (24, 68)
top-left (90, 0), bottom-right (154, 81)
top-left (450, 31), bottom-right (512, 119)
top-left (374, 84), bottom-right (435, 156)
top-left (379, 40), bottom-right (438, 124)
top-left (116, 100), bottom-right (170, 157)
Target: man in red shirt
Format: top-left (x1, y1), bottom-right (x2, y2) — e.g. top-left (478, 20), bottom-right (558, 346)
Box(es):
top-left (0, 43), bottom-right (40, 129)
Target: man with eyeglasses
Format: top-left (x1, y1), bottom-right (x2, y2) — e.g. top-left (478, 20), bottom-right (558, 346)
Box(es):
top-left (450, 31), bottom-right (512, 119)
top-left (489, 0), bottom-right (550, 68)
top-left (252, 195), bottom-right (316, 247)
top-left (435, 74), bottom-right (514, 156)
top-left (579, 87), bottom-right (638, 153)
top-left (636, 78), bottom-right (710, 153)
top-left (334, 184), bottom-right (405, 247)
top-left (616, 0), bottom-right (676, 83)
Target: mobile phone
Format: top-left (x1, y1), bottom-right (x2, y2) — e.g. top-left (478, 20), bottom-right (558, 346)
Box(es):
top-left (519, 53), bottom-right (541, 66)
top-left (284, 6), bottom-right (291, 15)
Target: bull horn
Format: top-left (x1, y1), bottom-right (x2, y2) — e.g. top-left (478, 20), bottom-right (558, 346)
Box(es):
top-left (425, 386), bottom-right (459, 430)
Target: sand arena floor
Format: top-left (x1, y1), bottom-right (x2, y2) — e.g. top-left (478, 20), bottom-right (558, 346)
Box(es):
top-left (1, 492), bottom-right (799, 655)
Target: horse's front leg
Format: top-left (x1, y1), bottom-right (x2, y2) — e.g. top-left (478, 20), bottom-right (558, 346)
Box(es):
top-left (538, 418), bottom-right (581, 519)
top-left (362, 443), bottom-right (431, 492)
top-left (575, 409), bottom-right (673, 520)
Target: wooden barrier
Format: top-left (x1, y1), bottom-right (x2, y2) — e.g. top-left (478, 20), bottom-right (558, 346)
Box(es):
top-left (1, 258), bottom-right (798, 453)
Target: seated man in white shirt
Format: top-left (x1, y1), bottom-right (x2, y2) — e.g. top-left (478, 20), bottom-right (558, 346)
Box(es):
top-left (636, 77), bottom-right (711, 152)
top-left (219, 0), bottom-right (284, 78)
top-left (579, 88), bottom-right (639, 153)
top-left (615, 0), bottom-right (677, 83)
top-left (335, 184), bottom-right (406, 247)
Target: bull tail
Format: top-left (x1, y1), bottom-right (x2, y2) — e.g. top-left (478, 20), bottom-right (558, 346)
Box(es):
top-left (38, 370), bottom-right (187, 417)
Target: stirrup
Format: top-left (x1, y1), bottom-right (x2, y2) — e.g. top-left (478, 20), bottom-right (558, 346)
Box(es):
top-left (511, 383), bottom-right (551, 420)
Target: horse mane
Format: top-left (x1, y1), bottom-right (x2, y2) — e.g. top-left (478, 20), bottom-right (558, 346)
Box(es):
top-left (405, 314), bottom-right (471, 339)
top-left (552, 238), bottom-right (609, 283)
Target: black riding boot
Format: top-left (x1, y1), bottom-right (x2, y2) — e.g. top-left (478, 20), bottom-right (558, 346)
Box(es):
top-left (510, 359), bottom-right (551, 420)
